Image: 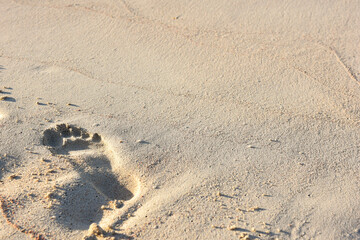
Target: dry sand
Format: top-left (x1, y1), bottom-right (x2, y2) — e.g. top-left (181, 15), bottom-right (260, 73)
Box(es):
top-left (0, 0), bottom-right (360, 239)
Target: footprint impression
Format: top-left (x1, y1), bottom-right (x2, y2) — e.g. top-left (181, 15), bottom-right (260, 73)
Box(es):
top-left (0, 124), bottom-right (139, 240)
top-left (42, 124), bottom-right (138, 229)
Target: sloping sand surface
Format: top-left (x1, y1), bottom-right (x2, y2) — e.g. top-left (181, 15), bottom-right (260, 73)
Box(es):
top-left (0, 0), bottom-right (359, 239)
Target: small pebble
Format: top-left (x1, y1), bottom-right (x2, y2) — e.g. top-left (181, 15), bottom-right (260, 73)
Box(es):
top-left (248, 206), bottom-right (260, 211)
top-left (227, 225), bottom-right (237, 231)
top-left (8, 174), bottom-right (17, 180)
top-left (0, 96), bottom-right (9, 101)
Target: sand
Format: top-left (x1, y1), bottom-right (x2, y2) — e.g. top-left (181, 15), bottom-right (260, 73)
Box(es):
top-left (0, 0), bottom-right (359, 239)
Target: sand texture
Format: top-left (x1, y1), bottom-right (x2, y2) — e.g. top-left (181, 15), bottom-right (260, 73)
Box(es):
top-left (0, 0), bottom-right (360, 239)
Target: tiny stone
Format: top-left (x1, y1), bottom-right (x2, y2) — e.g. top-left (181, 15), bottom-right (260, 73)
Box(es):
top-left (8, 174), bottom-right (17, 180)
top-left (240, 232), bottom-right (249, 237)
top-left (0, 96), bottom-right (9, 101)
top-left (227, 225), bottom-right (237, 231)
top-left (248, 206), bottom-right (260, 211)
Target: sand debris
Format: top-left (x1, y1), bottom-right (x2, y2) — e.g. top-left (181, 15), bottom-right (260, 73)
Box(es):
top-left (0, 96), bottom-right (10, 101)
top-left (227, 225), bottom-right (237, 231)
top-left (44, 192), bottom-right (55, 200)
top-left (109, 199), bottom-right (124, 209)
top-left (239, 232), bottom-right (250, 240)
top-left (46, 169), bottom-right (56, 174)
top-left (83, 223), bottom-right (105, 239)
top-left (8, 174), bottom-right (17, 180)
top-left (248, 206), bottom-right (261, 212)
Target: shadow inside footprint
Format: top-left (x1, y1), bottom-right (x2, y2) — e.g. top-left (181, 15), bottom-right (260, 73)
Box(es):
top-left (78, 155), bottom-right (134, 201)
top-left (52, 176), bottom-right (105, 230)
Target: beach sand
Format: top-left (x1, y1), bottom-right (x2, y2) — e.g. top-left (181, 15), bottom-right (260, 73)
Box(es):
top-left (0, 0), bottom-right (359, 239)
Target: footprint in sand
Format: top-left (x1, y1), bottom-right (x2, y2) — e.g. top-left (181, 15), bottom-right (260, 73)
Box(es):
top-left (0, 124), bottom-right (138, 239)
top-left (42, 124), bottom-right (138, 226)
